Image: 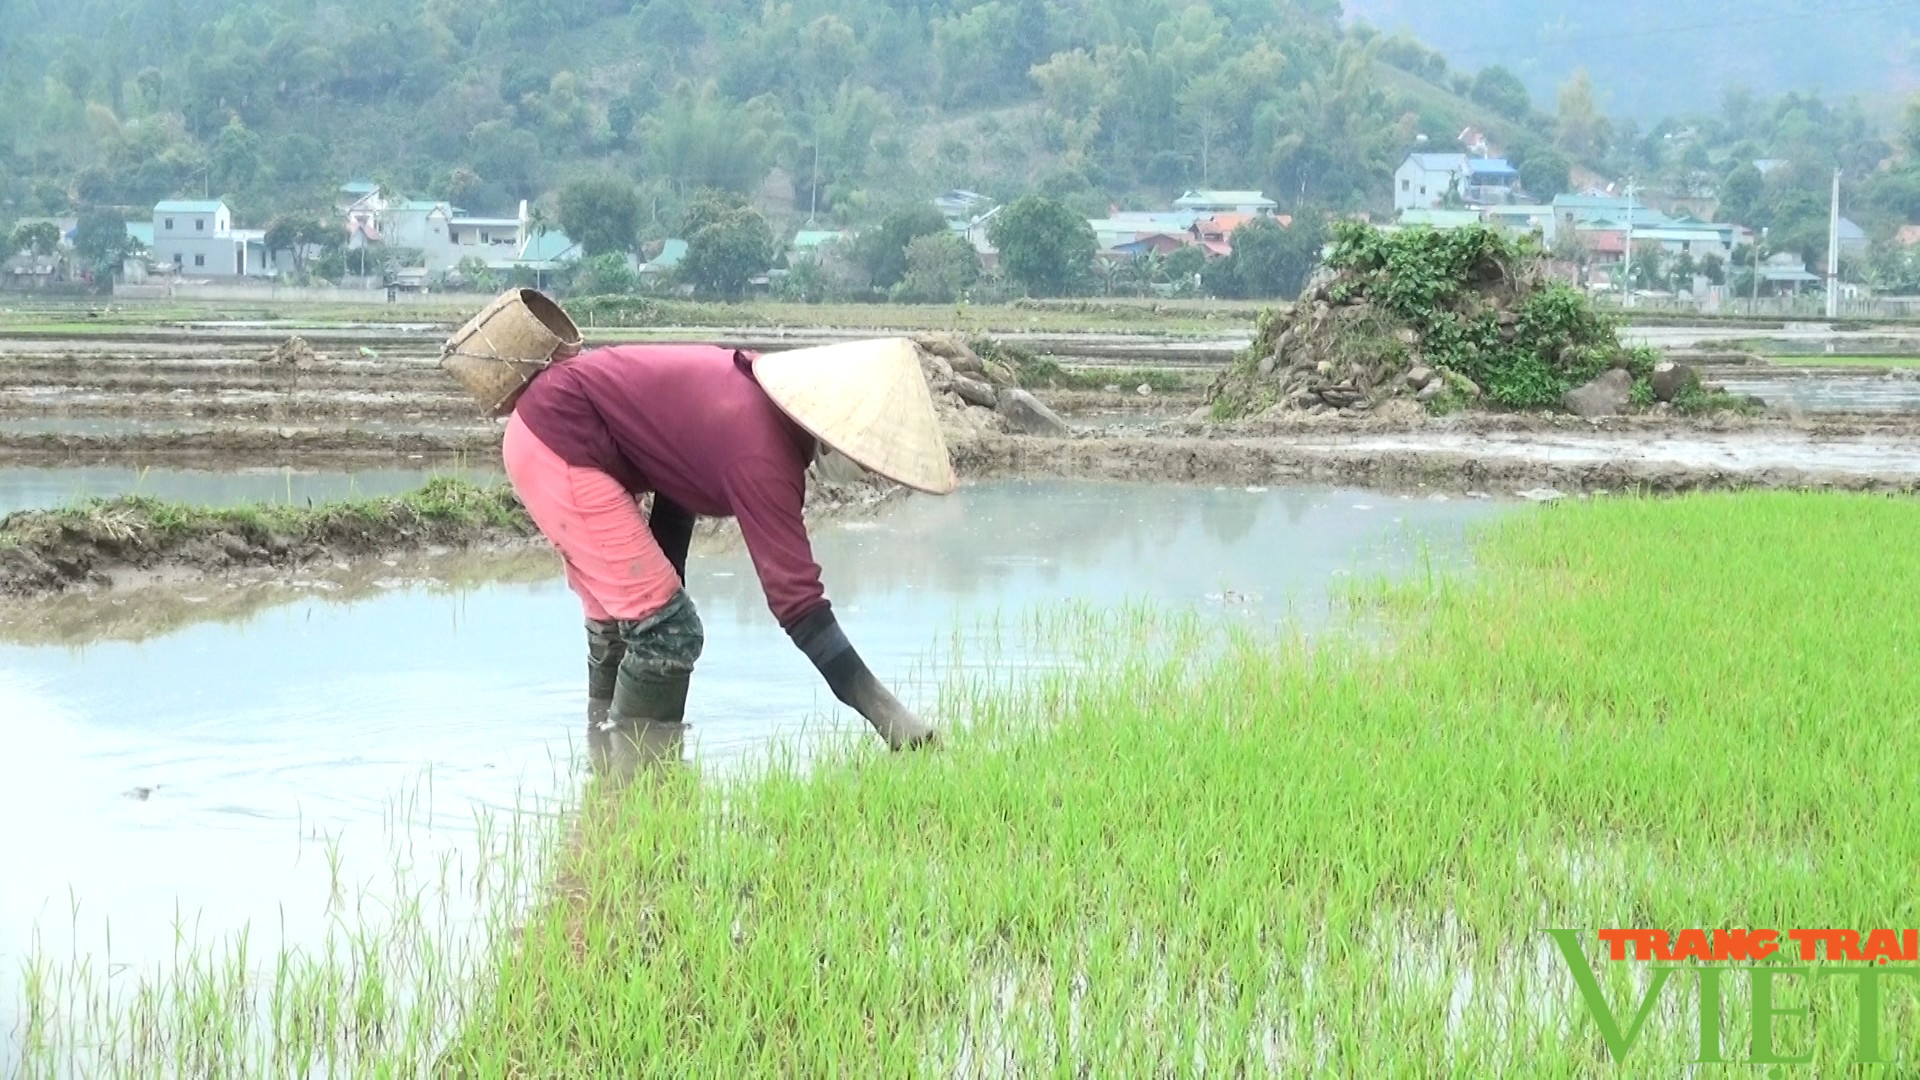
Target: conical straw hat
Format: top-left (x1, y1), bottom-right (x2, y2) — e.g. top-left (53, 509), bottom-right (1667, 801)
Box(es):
top-left (752, 338), bottom-right (957, 495)
top-left (440, 288), bottom-right (582, 417)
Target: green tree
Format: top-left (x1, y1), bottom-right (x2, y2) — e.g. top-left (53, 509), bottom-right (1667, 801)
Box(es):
top-left (1699, 253), bottom-right (1726, 285)
top-left (10, 222), bottom-right (63, 257)
top-left (1555, 70), bottom-right (1610, 161)
top-left (1718, 163), bottom-right (1766, 226)
top-left (987, 194), bottom-right (1095, 297)
top-left (264, 216), bottom-right (338, 275)
top-left (556, 177), bottom-right (642, 257)
top-left (270, 134), bottom-right (327, 184)
top-left (1214, 216), bottom-right (1326, 299)
top-left (892, 232), bottom-right (980, 303)
top-left (209, 116), bottom-right (262, 190)
top-left (855, 204), bottom-right (949, 290)
top-left (73, 209), bottom-right (131, 276)
top-left (680, 204), bottom-right (773, 298)
top-left (566, 252), bottom-right (640, 296)
top-left (1163, 245), bottom-right (1206, 293)
top-left (1520, 150), bottom-right (1572, 199)
top-left (1470, 65), bottom-right (1530, 121)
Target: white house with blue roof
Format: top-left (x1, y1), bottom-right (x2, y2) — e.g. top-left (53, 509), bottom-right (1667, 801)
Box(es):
top-left (1396, 154), bottom-right (1522, 212)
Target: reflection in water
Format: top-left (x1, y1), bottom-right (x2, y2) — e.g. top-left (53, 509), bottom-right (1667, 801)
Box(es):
top-left (0, 479), bottom-right (1506, 1046)
top-left (0, 465), bottom-right (502, 516)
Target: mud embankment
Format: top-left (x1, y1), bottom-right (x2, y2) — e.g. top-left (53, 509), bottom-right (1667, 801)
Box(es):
top-left (0, 474), bottom-right (904, 600)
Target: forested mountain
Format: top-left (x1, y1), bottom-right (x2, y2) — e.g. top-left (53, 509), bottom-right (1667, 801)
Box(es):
top-left (0, 0), bottom-right (1913, 273)
top-left (0, 0), bottom-right (1583, 230)
top-left (1344, 0), bottom-right (1919, 121)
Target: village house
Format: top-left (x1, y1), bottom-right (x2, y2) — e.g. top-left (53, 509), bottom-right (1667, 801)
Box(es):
top-left (1896, 225), bottom-right (1920, 248)
top-left (346, 196), bottom-right (538, 275)
top-left (150, 200), bottom-right (282, 278)
top-left (1394, 155), bottom-right (1520, 212)
top-left (1173, 190), bottom-right (1277, 216)
top-left (1481, 204), bottom-right (1557, 242)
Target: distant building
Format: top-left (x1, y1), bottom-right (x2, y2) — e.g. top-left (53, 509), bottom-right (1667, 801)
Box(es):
top-left (1461, 159), bottom-right (1518, 205)
top-left (1481, 204), bottom-right (1557, 242)
top-left (1395, 154), bottom-right (1464, 212)
top-left (1172, 190), bottom-right (1277, 216)
top-left (1896, 225), bottom-right (1920, 248)
top-left (934, 189), bottom-right (992, 228)
top-left (360, 199), bottom-right (529, 275)
top-left (789, 229), bottom-right (852, 263)
top-left (1395, 155), bottom-right (1520, 211)
top-left (150, 200), bottom-right (281, 278)
top-left (1836, 217), bottom-right (1869, 261)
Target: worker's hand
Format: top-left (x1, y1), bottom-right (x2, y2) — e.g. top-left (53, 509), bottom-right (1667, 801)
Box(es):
top-left (844, 677), bottom-right (940, 751)
top-left (788, 606), bottom-right (940, 751)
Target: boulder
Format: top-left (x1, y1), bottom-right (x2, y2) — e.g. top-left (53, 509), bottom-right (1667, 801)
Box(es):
top-left (1650, 361), bottom-right (1696, 403)
top-left (1405, 365), bottom-right (1435, 390)
top-left (952, 377), bottom-right (998, 408)
top-left (1136, 383), bottom-right (1154, 396)
top-left (995, 388), bottom-right (1073, 437)
top-left (1561, 368), bottom-right (1634, 418)
top-left (1257, 352), bottom-right (1279, 377)
top-left (1415, 381), bottom-right (1445, 404)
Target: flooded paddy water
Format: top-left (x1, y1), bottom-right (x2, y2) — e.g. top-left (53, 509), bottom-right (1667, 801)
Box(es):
top-left (0, 478), bottom-right (1504, 1062)
top-left (0, 465), bottom-right (502, 516)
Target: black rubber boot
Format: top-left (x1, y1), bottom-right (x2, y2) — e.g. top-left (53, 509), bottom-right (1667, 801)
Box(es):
top-left (585, 619), bottom-right (625, 776)
top-left (600, 591), bottom-right (705, 784)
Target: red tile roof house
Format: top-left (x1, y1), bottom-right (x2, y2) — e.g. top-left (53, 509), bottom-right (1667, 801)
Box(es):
top-left (1188, 213), bottom-right (1296, 257)
top-left (1897, 225), bottom-right (1920, 248)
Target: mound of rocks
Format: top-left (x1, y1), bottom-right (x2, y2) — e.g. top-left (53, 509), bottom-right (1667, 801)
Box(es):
top-left (915, 335), bottom-right (1070, 440)
top-left (260, 336), bottom-right (320, 366)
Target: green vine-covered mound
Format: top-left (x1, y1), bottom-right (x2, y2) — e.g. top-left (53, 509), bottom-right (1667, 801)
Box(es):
top-left (1206, 223), bottom-right (1741, 420)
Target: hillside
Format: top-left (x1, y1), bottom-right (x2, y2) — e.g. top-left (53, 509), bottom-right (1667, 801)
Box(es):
top-left (1343, 0), bottom-right (1920, 121)
top-left (0, 0), bottom-right (1585, 233)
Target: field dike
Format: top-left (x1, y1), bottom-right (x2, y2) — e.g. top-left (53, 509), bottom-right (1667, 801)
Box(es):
top-left (0, 474), bottom-right (906, 598)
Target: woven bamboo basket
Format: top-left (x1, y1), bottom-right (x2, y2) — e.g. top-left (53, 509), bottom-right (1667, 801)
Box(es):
top-left (440, 288), bottom-right (583, 416)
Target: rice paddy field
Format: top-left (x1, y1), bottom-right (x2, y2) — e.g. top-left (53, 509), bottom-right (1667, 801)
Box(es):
top-left (11, 488), bottom-right (1917, 1074)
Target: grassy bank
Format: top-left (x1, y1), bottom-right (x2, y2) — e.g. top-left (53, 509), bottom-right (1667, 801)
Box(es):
top-left (0, 477), bottom-right (535, 595)
top-left (441, 490), bottom-right (1920, 1073)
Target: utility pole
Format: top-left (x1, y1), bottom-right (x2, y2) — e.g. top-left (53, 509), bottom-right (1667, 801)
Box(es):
top-left (1751, 226), bottom-right (1766, 315)
top-left (1621, 177), bottom-right (1635, 309)
top-left (809, 139), bottom-right (820, 226)
top-left (1825, 168), bottom-right (1842, 320)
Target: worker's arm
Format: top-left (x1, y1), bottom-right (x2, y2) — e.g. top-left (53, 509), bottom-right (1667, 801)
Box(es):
top-left (648, 494), bottom-right (695, 584)
top-left (725, 459), bottom-right (935, 750)
top-left (785, 604), bottom-right (935, 750)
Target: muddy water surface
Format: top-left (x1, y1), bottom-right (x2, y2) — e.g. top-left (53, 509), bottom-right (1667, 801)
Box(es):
top-left (1711, 370), bottom-right (1920, 412)
top-left (0, 465), bottom-right (502, 515)
top-left (0, 479), bottom-right (1504, 1048)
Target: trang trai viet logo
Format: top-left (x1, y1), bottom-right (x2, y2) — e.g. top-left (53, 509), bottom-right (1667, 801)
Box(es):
top-left (1546, 929), bottom-right (1920, 1066)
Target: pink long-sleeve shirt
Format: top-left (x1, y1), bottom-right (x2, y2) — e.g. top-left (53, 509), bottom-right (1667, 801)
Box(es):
top-left (511, 344), bottom-right (826, 628)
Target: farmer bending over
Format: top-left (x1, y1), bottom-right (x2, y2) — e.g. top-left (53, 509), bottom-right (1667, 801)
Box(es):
top-left (444, 292), bottom-right (954, 778)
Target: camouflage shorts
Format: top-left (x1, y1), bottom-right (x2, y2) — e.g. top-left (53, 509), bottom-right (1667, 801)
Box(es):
top-left (614, 589), bottom-right (705, 681)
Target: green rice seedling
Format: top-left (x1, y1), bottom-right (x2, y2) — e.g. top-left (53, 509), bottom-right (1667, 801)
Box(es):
top-left (21, 490), bottom-right (1920, 1074)
top-left (442, 491), bottom-right (1920, 1075)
